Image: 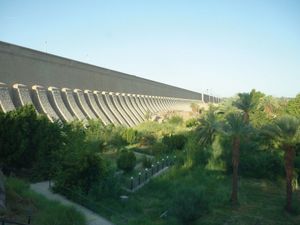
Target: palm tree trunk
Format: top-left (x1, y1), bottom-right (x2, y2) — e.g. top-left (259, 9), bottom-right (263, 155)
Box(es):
top-left (231, 136), bottom-right (240, 206)
top-left (243, 112), bottom-right (249, 124)
top-left (284, 145), bottom-right (295, 212)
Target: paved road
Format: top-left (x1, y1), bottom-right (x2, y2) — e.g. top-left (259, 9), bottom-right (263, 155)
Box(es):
top-left (30, 182), bottom-right (114, 225)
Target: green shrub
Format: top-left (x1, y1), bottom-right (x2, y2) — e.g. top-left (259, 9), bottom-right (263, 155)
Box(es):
top-left (117, 150), bottom-right (136, 172)
top-left (185, 118), bottom-right (199, 127)
top-left (168, 115), bottom-right (184, 125)
top-left (139, 133), bottom-right (157, 146)
top-left (220, 136), bottom-right (284, 179)
top-left (170, 187), bottom-right (209, 224)
top-left (150, 142), bottom-right (169, 155)
top-left (0, 105), bottom-right (63, 179)
top-left (162, 134), bottom-right (187, 152)
top-left (239, 151), bottom-right (284, 179)
top-left (142, 156), bottom-right (153, 168)
top-left (122, 128), bottom-right (139, 144)
top-left (53, 150), bottom-right (107, 195)
top-left (185, 134), bottom-right (211, 167)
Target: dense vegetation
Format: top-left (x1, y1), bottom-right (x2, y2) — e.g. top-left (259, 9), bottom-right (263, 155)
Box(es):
top-left (0, 91), bottom-right (300, 224)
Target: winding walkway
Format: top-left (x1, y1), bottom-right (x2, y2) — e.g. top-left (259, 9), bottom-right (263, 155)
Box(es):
top-left (30, 182), bottom-right (114, 225)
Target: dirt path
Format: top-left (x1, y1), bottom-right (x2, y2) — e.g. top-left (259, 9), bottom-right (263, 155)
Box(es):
top-left (31, 182), bottom-right (114, 225)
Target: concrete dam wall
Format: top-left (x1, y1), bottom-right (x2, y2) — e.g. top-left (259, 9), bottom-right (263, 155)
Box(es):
top-left (0, 41), bottom-right (204, 99)
top-left (0, 41), bottom-right (220, 127)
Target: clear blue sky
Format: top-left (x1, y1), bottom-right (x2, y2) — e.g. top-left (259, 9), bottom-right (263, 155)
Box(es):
top-left (1, 0), bottom-right (299, 97)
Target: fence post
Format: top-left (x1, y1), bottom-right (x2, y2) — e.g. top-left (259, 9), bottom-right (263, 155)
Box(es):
top-left (145, 168), bottom-right (148, 180)
top-left (130, 177), bottom-right (134, 190)
top-left (138, 172), bottom-right (141, 185)
top-left (162, 158), bottom-right (165, 168)
top-left (166, 156), bottom-right (169, 166)
top-left (157, 161), bottom-right (160, 172)
top-left (151, 164), bottom-right (154, 175)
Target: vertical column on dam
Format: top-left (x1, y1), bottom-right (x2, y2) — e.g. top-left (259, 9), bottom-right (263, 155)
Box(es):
top-left (111, 93), bottom-right (135, 127)
top-left (13, 83), bottom-right (36, 110)
top-left (143, 95), bottom-right (155, 113)
top-left (123, 93), bottom-right (144, 123)
top-left (61, 88), bottom-right (86, 121)
top-left (0, 82), bottom-right (15, 113)
top-left (84, 90), bottom-right (110, 125)
top-left (93, 91), bottom-right (120, 125)
top-left (149, 96), bottom-right (160, 112)
top-left (154, 96), bottom-right (165, 112)
top-left (74, 89), bottom-right (97, 120)
top-left (135, 94), bottom-right (148, 114)
top-left (103, 91), bottom-right (128, 127)
top-left (32, 85), bottom-right (60, 122)
top-left (129, 94), bottom-right (146, 119)
top-left (118, 93), bottom-right (141, 124)
top-left (158, 96), bottom-right (168, 111)
top-left (48, 86), bottom-right (74, 122)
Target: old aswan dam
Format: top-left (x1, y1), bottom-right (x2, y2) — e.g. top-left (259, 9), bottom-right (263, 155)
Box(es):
top-left (0, 41), bottom-right (220, 126)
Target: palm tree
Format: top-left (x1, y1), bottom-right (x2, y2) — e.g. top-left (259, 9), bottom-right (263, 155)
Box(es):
top-left (262, 115), bottom-right (300, 212)
top-left (233, 92), bottom-right (257, 123)
top-left (196, 109), bottom-right (220, 147)
top-left (222, 112), bottom-right (251, 206)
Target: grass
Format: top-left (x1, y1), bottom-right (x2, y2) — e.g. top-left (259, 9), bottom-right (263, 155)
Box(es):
top-left (1, 177), bottom-right (86, 225)
top-left (80, 166), bottom-right (300, 225)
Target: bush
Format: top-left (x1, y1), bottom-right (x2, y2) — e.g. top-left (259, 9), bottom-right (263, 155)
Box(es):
top-left (185, 118), bottom-right (199, 127)
top-left (170, 187), bottom-right (209, 224)
top-left (53, 149), bottom-right (108, 195)
top-left (142, 156), bottom-right (153, 168)
top-left (117, 150), bottom-right (136, 172)
top-left (162, 134), bottom-right (187, 152)
top-left (239, 151), bottom-right (284, 179)
top-left (220, 136), bottom-right (284, 179)
top-left (168, 115), bottom-right (184, 125)
top-left (150, 142), bottom-right (169, 155)
top-left (122, 128), bottom-right (139, 145)
top-left (0, 105), bottom-right (63, 179)
top-left (139, 133), bottom-right (157, 146)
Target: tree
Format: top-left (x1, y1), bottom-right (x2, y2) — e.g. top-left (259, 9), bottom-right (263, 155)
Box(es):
top-left (233, 91), bottom-right (259, 123)
top-left (262, 115), bottom-right (300, 212)
top-left (222, 112), bottom-right (251, 206)
top-left (196, 109), bottom-right (220, 147)
top-left (286, 94), bottom-right (300, 117)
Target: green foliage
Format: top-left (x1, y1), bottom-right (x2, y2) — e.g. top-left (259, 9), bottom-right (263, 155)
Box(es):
top-left (262, 115), bottom-right (300, 146)
top-left (0, 105), bottom-right (63, 179)
top-left (170, 187), bottom-right (209, 224)
top-left (167, 115), bottom-right (184, 125)
top-left (219, 133), bottom-right (285, 180)
top-left (85, 120), bottom-right (105, 152)
top-left (162, 134), bottom-right (187, 152)
top-left (102, 125), bottom-right (128, 149)
top-left (149, 142), bottom-right (168, 155)
top-left (117, 150), bottom-right (136, 172)
top-left (185, 117), bottom-right (199, 127)
top-left (286, 94), bottom-right (300, 117)
top-left (142, 156), bottom-right (153, 168)
top-left (122, 128), bottom-right (139, 144)
top-left (139, 133), bottom-right (157, 146)
top-left (54, 150), bottom-right (107, 194)
top-left (196, 109), bottom-right (220, 146)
